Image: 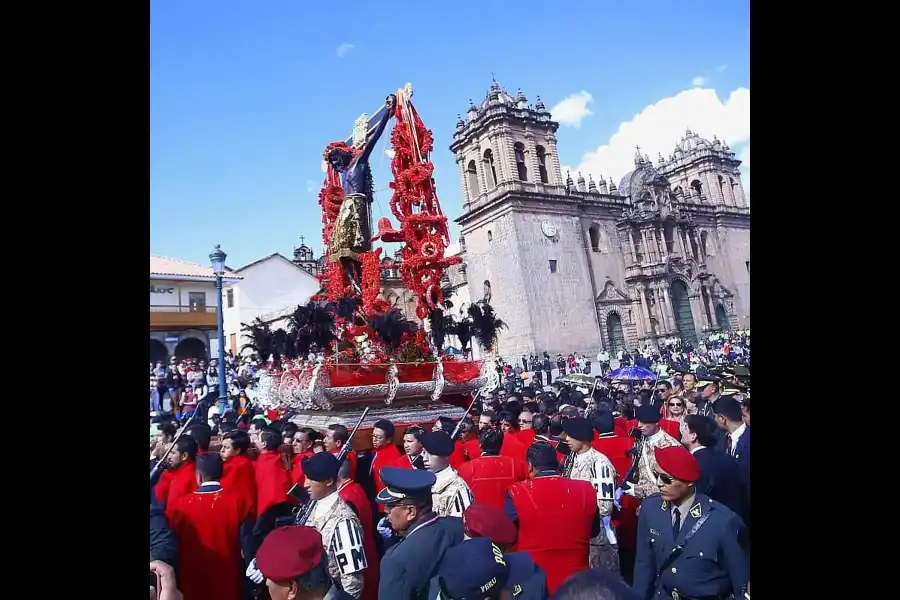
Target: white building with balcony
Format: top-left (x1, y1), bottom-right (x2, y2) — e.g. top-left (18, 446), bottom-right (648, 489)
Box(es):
top-left (150, 255), bottom-right (242, 362)
top-left (222, 253), bottom-right (321, 356)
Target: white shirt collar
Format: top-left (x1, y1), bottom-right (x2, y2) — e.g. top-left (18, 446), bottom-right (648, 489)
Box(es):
top-left (689, 445), bottom-right (705, 455)
top-left (312, 490), bottom-right (339, 518)
top-left (730, 423), bottom-right (747, 449)
top-left (199, 481), bottom-right (220, 487)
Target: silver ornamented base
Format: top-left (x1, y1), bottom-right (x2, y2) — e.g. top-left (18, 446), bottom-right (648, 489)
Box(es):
top-left (289, 402), bottom-right (469, 431)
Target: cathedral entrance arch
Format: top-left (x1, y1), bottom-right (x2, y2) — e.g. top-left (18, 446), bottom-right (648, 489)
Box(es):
top-left (174, 337), bottom-right (207, 360)
top-left (150, 339), bottom-right (168, 365)
top-left (715, 304), bottom-right (732, 332)
top-left (606, 312), bottom-right (626, 355)
top-left (670, 280), bottom-right (698, 344)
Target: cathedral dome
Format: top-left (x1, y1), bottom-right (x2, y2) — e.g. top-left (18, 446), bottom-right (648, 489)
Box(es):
top-left (618, 150), bottom-right (670, 199)
top-left (676, 128), bottom-right (713, 154)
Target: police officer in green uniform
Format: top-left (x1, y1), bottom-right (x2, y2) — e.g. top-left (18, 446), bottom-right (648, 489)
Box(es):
top-left (633, 445), bottom-right (748, 600)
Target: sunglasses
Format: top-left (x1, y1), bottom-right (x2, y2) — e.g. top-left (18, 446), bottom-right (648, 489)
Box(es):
top-left (668, 402), bottom-right (684, 407)
top-left (654, 471), bottom-right (675, 485)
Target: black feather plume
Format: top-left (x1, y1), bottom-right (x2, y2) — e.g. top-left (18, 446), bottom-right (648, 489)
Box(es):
top-left (428, 308), bottom-right (448, 352)
top-left (310, 303), bottom-right (338, 352)
top-left (453, 316), bottom-right (473, 354)
top-left (369, 308), bottom-right (416, 351)
top-left (468, 302), bottom-right (507, 351)
top-left (240, 318), bottom-right (275, 362)
top-left (288, 301), bottom-right (338, 356)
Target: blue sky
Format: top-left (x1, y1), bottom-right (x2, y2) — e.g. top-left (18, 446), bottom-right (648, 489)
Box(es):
top-left (150, 0), bottom-right (750, 269)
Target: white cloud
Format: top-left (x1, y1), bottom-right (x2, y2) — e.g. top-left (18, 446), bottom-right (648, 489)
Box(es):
top-left (550, 91), bottom-right (594, 128)
top-left (715, 64), bottom-right (727, 73)
top-left (336, 43), bottom-right (354, 58)
top-left (306, 179), bottom-right (317, 193)
top-left (561, 86), bottom-right (750, 192)
top-left (385, 148), bottom-right (395, 159)
top-left (691, 76), bottom-right (707, 87)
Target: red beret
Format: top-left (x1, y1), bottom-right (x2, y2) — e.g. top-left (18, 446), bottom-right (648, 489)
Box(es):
top-left (255, 526), bottom-right (324, 582)
top-left (654, 445), bottom-right (701, 482)
top-left (463, 503), bottom-right (518, 546)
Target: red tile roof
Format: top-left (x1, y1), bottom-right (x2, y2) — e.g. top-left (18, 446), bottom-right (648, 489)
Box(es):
top-left (150, 255), bottom-right (241, 280)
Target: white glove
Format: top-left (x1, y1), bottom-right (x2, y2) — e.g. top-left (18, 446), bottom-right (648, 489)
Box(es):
top-left (602, 515), bottom-right (618, 545)
top-left (621, 482), bottom-right (637, 497)
top-left (245, 559), bottom-right (264, 584)
top-left (614, 487), bottom-right (624, 510)
top-left (376, 516), bottom-right (393, 540)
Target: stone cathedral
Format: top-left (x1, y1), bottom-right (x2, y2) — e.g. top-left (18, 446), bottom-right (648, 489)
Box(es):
top-left (445, 81), bottom-right (750, 359)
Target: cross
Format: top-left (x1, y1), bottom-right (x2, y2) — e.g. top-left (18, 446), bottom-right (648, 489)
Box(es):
top-left (635, 145), bottom-right (642, 154)
top-left (299, 235), bottom-right (305, 245)
top-left (491, 72), bottom-right (496, 81)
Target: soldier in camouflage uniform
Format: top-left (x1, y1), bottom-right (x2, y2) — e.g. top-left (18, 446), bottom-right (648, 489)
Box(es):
top-left (562, 417), bottom-right (620, 573)
top-left (301, 452), bottom-right (368, 599)
top-left (420, 431), bottom-right (474, 518)
top-left (627, 404), bottom-right (682, 501)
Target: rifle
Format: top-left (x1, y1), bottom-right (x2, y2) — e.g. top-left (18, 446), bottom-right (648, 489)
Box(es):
top-left (618, 428), bottom-right (645, 490)
top-left (449, 391), bottom-right (482, 441)
top-left (149, 399), bottom-right (210, 486)
top-left (289, 407), bottom-right (371, 526)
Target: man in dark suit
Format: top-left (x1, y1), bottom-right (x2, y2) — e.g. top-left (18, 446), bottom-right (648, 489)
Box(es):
top-left (680, 415), bottom-right (749, 524)
top-left (712, 396), bottom-right (750, 502)
top-left (633, 446), bottom-right (749, 600)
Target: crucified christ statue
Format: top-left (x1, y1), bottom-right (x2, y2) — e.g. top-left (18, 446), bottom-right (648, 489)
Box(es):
top-left (326, 93), bottom-right (397, 290)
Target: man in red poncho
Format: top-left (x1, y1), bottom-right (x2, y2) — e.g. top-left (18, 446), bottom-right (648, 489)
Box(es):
top-left (156, 436), bottom-right (198, 518)
top-left (289, 427), bottom-right (317, 486)
top-left (253, 427), bottom-right (292, 519)
top-left (458, 427), bottom-right (527, 511)
top-left (219, 429), bottom-right (257, 514)
top-left (325, 424), bottom-right (359, 481)
top-left (369, 419), bottom-right (402, 495)
top-left (169, 453), bottom-right (254, 600)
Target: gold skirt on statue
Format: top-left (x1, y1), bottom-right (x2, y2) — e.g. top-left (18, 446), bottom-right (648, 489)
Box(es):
top-left (329, 193), bottom-right (368, 263)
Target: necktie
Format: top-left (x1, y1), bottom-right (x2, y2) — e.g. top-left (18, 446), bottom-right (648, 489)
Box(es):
top-left (726, 433), bottom-right (733, 455)
top-left (672, 508), bottom-right (681, 537)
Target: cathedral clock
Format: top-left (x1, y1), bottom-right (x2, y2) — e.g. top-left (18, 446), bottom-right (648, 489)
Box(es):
top-left (541, 220), bottom-right (557, 238)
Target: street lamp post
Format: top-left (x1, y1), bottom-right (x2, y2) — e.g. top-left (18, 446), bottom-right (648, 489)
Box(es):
top-left (209, 244), bottom-right (228, 409)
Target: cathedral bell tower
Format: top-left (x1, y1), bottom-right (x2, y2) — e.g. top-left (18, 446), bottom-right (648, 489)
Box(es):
top-left (449, 81), bottom-right (605, 359)
top-left (451, 81), bottom-right (565, 209)
top-left (658, 129), bottom-right (747, 208)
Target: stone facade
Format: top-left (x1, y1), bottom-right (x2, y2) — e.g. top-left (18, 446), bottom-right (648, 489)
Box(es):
top-left (449, 82), bottom-right (750, 360)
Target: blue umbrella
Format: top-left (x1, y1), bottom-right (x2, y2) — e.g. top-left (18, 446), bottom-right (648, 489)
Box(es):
top-left (607, 365), bottom-right (657, 381)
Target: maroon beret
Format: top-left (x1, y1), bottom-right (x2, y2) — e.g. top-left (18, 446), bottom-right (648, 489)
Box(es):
top-left (654, 445), bottom-right (701, 482)
top-left (463, 503), bottom-right (518, 546)
top-left (255, 526), bottom-right (324, 582)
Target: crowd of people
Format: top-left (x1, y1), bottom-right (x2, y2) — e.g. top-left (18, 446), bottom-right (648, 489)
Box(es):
top-left (148, 331), bottom-right (750, 600)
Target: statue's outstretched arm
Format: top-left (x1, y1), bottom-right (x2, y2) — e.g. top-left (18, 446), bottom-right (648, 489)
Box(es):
top-left (359, 94), bottom-right (396, 164)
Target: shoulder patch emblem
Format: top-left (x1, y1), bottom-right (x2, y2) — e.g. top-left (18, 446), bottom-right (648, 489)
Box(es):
top-left (690, 503), bottom-right (702, 519)
top-left (661, 500), bottom-right (669, 511)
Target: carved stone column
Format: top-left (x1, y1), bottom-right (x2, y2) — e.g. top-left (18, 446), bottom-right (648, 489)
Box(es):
top-left (639, 285), bottom-right (653, 336)
top-left (525, 132), bottom-right (540, 184)
top-left (547, 135), bottom-right (564, 185)
top-left (493, 132), bottom-right (510, 183)
top-left (627, 230), bottom-right (638, 266)
top-left (476, 143), bottom-right (488, 193)
top-left (676, 226), bottom-right (688, 258)
top-left (662, 285), bottom-right (676, 332)
top-left (456, 156), bottom-right (470, 207)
